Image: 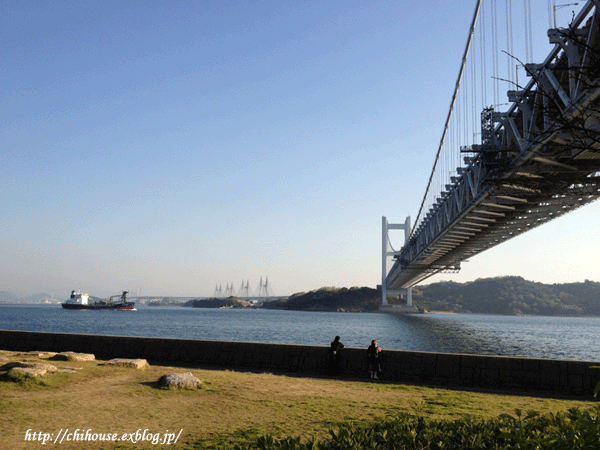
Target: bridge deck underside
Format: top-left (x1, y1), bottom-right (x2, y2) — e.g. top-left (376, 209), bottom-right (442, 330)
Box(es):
top-left (389, 173), bottom-right (600, 289)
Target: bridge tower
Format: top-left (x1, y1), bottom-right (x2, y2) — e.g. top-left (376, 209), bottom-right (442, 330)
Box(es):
top-left (239, 280), bottom-right (250, 298)
top-left (382, 216), bottom-right (417, 312)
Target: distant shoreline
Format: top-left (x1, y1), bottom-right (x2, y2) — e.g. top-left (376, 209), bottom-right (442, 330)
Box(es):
top-left (3, 276), bottom-right (600, 317)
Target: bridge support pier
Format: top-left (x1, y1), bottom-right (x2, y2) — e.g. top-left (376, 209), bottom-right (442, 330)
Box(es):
top-left (381, 216), bottom-right (418, 312)
top-left (383, 288), bottom-right (412, 304)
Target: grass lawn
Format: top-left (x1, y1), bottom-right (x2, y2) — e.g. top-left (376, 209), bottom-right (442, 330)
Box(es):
top-left (0, 350), bottom-right (596, 449)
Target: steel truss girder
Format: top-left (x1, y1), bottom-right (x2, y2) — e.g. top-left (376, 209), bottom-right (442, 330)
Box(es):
top-left (387, 2), bottom-right (600, 290)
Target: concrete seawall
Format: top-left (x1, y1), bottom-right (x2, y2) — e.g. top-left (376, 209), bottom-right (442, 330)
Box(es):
top-left (1, 329), bottom-right (598, 398)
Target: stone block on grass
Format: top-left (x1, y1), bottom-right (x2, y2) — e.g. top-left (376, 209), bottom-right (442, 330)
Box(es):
top-left (106, 358), bottom-right (148, 369)
top-left (24, 351), bottom-right (58, 358)
top-left (5, 362), bottom-right (59, 378)
top-left (158, 372), bottom-right (202, 389)
top-left (8, 367), bottom-right (48, 378)
top-left (51, 352), bottom-right (96, 362)
top-left (1, 361), bottom-right (58, 373)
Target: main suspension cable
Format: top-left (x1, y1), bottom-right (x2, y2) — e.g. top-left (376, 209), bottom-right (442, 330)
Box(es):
top-left (411, 0), bottom-right (484, 237)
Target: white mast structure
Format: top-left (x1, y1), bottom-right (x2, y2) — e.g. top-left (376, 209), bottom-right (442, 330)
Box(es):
top-left (238, 280), bottom-right (251, 298)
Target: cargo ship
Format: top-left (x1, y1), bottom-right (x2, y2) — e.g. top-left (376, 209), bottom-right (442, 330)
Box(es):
top-left (61, 290), bottom-right (135, 310)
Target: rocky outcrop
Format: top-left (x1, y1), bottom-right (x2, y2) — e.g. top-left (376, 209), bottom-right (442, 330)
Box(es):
top-left (187, 297), bottom-right (251, 308)
top-left (264, 286), bottom-right (381, 312)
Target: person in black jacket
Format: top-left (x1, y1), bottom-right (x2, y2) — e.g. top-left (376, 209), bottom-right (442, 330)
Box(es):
top-left (327, 336), bottom-right (344, 375)
top-left (367, 339), bottom-right (382, 379)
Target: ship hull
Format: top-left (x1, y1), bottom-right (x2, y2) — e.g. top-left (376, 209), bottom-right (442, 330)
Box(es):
top-left (61, 302), bottom-right (136, 311)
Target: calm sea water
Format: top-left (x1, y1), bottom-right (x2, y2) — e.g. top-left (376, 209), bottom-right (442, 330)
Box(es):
top-left (1, 305), bottom-right (599, 361)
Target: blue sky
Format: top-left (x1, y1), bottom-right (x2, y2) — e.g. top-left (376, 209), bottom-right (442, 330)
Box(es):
top-left (2, 1), bottom-right (598, 298)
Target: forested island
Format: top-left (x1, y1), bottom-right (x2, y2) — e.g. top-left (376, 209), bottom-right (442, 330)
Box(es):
top-left (187, 276), bottom-right (600, 316)
top-left (411, 276), bottom-right (600, 316)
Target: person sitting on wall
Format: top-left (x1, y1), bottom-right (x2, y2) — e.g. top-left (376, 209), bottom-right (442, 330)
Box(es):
top-left (367, 339), bottom-right (382, 379)
top-left (327, 335), bottom-right (345, 375)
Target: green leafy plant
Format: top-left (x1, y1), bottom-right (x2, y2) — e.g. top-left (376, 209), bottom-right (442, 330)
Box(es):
top-left (591, 366), bottom-right (600, 397)
top-left (233, 406), bottom-right (600, 450)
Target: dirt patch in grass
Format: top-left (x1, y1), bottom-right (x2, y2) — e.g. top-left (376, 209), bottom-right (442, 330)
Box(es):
top-left (0, 350), bottom-right (595, 449)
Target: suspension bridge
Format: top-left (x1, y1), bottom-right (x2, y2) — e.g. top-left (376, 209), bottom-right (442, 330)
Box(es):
top-left (382, 0), bottom-right (600, 310)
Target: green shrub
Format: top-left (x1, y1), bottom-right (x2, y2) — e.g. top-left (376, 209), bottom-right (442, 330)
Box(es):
top-left (233, 406), bottom-right (600, 450)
